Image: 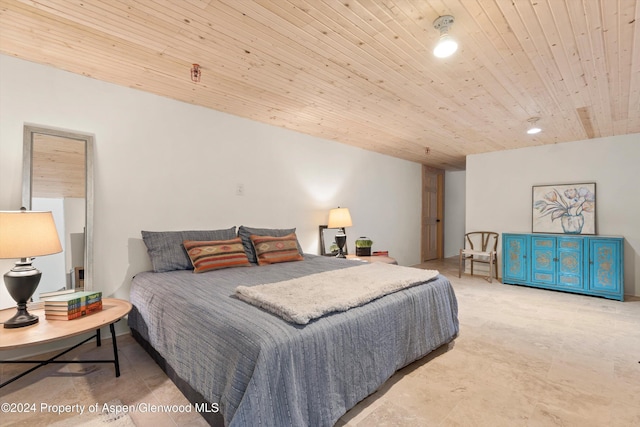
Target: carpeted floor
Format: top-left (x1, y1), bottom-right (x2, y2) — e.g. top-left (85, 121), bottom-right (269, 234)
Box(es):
top-left (2, 257), bottom-right (639, 426)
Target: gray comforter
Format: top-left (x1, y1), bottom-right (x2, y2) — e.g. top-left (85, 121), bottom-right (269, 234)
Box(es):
top-left (128, 255), bottom-right (459, 426)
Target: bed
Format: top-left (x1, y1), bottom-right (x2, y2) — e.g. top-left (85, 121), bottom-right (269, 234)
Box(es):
top-left (128, 227), bottom-right (459, 426)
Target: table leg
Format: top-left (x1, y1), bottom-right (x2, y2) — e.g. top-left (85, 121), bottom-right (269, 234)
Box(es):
top-left (110, 323), bottom-right (120, 377)
top-left (0, 332), bottom-right (97, 388)
top-left (1, 321), bottom-right (123, 388)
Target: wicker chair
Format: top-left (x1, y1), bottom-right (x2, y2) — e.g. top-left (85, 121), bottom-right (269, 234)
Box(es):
top-left (458, 231), bottom-right (499, 282)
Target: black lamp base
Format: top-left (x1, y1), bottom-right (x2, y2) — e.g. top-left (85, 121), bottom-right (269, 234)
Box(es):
top-left (3, 306), bottom-right (38, 329)
top-left (335, 232), bottom-right (347, 259)
top-left (4, 260), bottom-right (41, 329)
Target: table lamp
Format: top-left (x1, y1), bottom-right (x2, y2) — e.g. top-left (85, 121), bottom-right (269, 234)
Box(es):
top-left (0, 209), bottom-right (62, 328)
top-left (327, 207), bottom-right (352, 258)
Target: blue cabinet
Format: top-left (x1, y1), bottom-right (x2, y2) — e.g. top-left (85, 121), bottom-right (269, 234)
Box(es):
top-left (502, 233), bottom-right (623, 301)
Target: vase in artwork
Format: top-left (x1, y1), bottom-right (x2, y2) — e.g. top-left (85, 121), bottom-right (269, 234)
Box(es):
top-left (561, 213), bottom-right (584, 234)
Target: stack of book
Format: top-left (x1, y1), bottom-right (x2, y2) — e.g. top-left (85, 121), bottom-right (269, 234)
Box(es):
top-left (39, 288), bottom-right (77, 300)
top-left (44, 291), bottom-right (103, 321)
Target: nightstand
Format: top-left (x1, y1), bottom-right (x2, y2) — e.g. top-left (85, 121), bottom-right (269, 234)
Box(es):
top-left (346, 254), bottom-right (398, 265)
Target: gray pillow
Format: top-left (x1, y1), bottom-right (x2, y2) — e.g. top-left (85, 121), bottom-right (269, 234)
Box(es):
top-left (142, 227), bottom-right (236, 272)
top-left (238, 226), bottom-right (304, 264)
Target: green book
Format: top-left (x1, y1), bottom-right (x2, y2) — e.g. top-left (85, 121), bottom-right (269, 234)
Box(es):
top-left (43, 291), bottom-right (102, 307)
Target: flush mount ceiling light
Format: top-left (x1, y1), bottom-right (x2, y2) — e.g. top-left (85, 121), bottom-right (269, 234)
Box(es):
top-left (433, 15), bottom-right (458, 58)
top-left (527, 117), bottom-right (542, 134)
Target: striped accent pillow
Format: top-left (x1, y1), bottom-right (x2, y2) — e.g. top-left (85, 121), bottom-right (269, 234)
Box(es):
top-left (183, 238), bottom-right (251, 273)
top-left (250, 233), bottom-right (304, 265)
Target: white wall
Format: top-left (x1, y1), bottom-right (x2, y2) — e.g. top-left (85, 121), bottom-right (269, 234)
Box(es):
top-left (444, 170), bottom-right (466, 258)
top-left (64, 197), bottom-right (86, 271)
top-left (0, 55), bottom-right (423, 309)
top-left (466, 135), bottom-right (640, 297)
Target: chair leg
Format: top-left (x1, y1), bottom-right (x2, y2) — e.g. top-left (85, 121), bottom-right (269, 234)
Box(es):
top-left (488, 253), bottom-right (493, 283)
top-left (458, 250), bottom-right (463, 278)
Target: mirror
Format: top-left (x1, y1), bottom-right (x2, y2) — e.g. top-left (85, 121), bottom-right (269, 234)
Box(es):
top-left (319, 225), bottom-right (348, 256)
top-left (22, 125), bottom-right (94, 298)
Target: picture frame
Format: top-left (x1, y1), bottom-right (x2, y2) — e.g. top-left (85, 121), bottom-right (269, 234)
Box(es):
top-left (319, 225), bottom-right (348, 256)
top-left (532, 182), bottom-right (596, 235)
top-left (74, 266), bottom-right (85, 288)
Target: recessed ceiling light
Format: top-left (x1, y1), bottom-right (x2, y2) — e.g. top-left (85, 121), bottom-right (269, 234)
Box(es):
top-left (433, 15), bottom-right (458, 58)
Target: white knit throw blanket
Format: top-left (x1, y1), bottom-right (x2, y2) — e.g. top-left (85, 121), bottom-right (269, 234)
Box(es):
top-left (235, 263), bottom-right (439, 324)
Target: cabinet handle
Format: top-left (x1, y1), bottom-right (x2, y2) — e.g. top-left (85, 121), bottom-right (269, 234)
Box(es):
top-left (553, 258), bottom-right (558, 262)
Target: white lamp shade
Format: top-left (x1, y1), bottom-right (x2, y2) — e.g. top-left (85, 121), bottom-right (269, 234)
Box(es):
top-left (0, 211), bottom-right (62, 259)
top-left (433, 34), bottom-right (458, 58)
top-left (328, 207), bottom-right (353, 229)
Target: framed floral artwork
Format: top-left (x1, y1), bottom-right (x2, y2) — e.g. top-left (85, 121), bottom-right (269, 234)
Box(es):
top-left (532, 183), bottom-right (596, 235)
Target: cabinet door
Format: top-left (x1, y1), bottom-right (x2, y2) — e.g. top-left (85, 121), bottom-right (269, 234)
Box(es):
top-left (531, 236), bottom-right (556, 285)
top-left (503, 234), bottom-right (528, 282)
top-left (589, 239), bottom-right (622, 295)
top-left (556, 237), bottom-right (585, 290)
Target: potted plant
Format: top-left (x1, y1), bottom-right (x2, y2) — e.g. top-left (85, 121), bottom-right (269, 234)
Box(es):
top-left (355, 237), bottom-right (373, 256)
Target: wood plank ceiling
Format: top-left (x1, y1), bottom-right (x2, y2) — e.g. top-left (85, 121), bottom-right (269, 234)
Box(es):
top-left (1, 0), bottom-right (638, 170)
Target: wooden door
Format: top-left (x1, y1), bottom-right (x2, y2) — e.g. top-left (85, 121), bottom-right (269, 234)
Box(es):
top-left (531, 236), bottom-right (557, 285)
top-left (421, 166), bottom-right (444, 262)
top-left (589, 238), bottom-right (622, 295)
top-left (557, 237), bottom-right (585, 290)
top-left (502, 234), bottom-right (529, 282)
